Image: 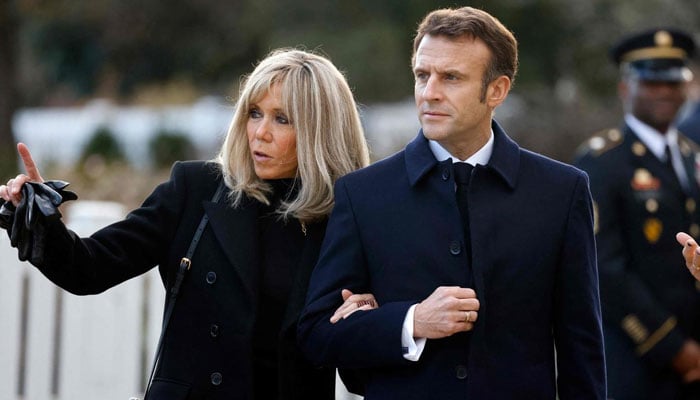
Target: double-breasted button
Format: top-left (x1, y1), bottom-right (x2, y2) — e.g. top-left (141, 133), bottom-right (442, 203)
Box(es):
top-left (449, 240), bottom-right (462, 255)
top-left (211, 372), bottom-right (223, 386)
top-left (210, 324), bottom-right (220, 338)
top-left (206, 271), bottom-right (217, 284)
top-left (442, 169), bottom-right (450, 181)
top-left (455, 365), bottom-right (468, 379)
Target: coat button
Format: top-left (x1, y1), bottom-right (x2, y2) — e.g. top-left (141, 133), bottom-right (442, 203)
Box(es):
top-left (455, 365), bottom-right (468, 380)
top-left (210, 324), bottom-right (220, 338)
top-left (449, 240), bottom-right (462, 255)
top-left (206, 271), bottom-right (217, 284)
top-left (442, 169), bottom-right (450, 181)
top-left (211, 372), bottom-right (223, 386)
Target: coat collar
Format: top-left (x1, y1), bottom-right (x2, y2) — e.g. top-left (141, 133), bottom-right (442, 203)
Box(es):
top-left (203, 196), bottom-right (260, 298)
top-left (404, 120), bottom-right (520, 189)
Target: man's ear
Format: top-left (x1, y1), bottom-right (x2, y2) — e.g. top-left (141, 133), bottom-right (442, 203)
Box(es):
top-left (486, 75), bottom-right (511, 108)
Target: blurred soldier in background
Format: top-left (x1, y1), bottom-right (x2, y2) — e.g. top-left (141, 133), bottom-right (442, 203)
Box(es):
top-left (678, 59), bottom-right (700, 143)
top-left (575, 28), bottom-right (700, 399)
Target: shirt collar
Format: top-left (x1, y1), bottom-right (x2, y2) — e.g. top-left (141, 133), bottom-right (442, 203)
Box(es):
top-left (428, 130), bottom-right (495, 166)
top-left (625, 113), bottom-right (679, 160)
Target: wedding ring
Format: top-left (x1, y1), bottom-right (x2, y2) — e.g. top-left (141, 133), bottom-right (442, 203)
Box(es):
top-left (465, 311), bottom-right (471, 322)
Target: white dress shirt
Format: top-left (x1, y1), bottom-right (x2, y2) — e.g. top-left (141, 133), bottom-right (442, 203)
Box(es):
top-left (625, 114), bottom-right (689, 189)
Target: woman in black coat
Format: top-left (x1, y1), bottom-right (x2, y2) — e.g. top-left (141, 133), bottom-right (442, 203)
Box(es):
top-left (0, 49), bottom-right (372, 400)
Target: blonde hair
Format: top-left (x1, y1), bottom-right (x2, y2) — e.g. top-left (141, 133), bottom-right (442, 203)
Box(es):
top-left (216, 48), bottom-right (370, 223)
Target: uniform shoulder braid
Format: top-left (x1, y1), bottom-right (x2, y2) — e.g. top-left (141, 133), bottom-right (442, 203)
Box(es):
top-left (576, 128), bottom-right (624, 158)
top-left (678, 133), bottom-right (700, 156)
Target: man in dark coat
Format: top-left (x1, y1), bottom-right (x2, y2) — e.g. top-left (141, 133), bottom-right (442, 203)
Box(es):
top-left (575, 28), bottom-right (700, 399)
top-left (299, 7), bottom-right (606, 399)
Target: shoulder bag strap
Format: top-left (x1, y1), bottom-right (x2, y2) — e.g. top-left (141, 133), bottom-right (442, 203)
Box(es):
top-left (143, 181), bottom-right (225, 399)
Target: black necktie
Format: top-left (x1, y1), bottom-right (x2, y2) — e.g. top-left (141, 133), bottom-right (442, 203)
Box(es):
top-left (664, 144), bottom-right (674, 171)
top-left (453, 162), bottom-right (474, 251)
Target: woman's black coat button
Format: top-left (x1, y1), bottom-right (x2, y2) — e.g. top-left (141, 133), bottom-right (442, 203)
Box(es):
top-left (210, 324), bottom-right (220, 338)
top-left (211, 372), bottom-right (223, 386)
top-left (455, 365), bottom-right (468, 380)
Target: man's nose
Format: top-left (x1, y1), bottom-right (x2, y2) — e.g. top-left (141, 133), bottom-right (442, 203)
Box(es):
top-left (420, 76), bottom-right (443, 101)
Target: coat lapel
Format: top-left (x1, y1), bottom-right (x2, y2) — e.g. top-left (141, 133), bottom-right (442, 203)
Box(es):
top-left (203, 198), bottom-right (260, 299)
top-left (203, 193), bottom-right (327, 335)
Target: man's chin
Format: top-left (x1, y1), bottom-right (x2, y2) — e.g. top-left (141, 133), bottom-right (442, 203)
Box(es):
top-left (422, 129), bottom-right (448, 141)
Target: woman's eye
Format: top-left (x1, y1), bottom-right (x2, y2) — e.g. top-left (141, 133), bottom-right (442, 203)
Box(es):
top-left (249, 108), bottom-right (262, 118)
top-left (276, 114), bottom-right (290, 124)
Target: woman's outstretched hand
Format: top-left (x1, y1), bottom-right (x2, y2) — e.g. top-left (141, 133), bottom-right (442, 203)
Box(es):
top-left (677, 232), bottom-right (700, 282)
top-left (1, 143), bottom-right (44, 206)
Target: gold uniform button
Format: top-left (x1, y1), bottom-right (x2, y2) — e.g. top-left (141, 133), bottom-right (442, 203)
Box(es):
top-left (681, 143), bottom-right (691, 156)
top-left (646, 199), bottom-right (659, 213)
top-left (589, 137), bottom-right (605, 151)
top-left (608, 129), bottom-right (622, 142)
top-left (632, 142), bottom-right (646, 156)
top-left (687, 198), bottom-right (696, 213)
top-left (690, 224), bottom-right (700, 238)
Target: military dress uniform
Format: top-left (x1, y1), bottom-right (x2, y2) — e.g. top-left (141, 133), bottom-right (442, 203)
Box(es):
top-left (576, 125), bottom-right (700, 398)
top-left (575, 27), bottom-right (700, 399)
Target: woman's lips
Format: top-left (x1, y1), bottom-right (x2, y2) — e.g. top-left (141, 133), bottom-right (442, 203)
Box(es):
top-left (253, 150), bottom-right (271, 162)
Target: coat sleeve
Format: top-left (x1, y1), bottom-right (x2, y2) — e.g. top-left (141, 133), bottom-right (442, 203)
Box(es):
top-left (297, 178), bottom-right (415, 369)
top-left (552, 173), bottom-right (607, 399)
top-left (30, 162), bottom-right (187, 295)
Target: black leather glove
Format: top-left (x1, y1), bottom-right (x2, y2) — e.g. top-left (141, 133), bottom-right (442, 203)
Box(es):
top-left (0, 180), bottom-right (77, 264)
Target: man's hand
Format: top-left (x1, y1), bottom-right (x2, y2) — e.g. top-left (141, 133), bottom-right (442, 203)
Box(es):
top-left (330, 289), bottom-right (378, 323)
top-left (1, 143), bottom-right (44, 206)
top-left (672, 339), bottom-right (700, 382)
top-left (413, 286), bottom-right (480, 339)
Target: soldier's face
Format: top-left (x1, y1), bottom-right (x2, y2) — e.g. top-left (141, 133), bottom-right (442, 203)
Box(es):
top-left (621, 78), bottom-right (687, 133)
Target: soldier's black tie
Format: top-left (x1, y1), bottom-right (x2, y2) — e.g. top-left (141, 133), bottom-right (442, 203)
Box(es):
top-left (664, 144), bottom-right (674, 171)
top-left (664, 142), bottom-right (690, 192)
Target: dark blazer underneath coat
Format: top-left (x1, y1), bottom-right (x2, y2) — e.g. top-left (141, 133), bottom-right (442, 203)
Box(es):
top-left (576, 125), bottom-right (700, 399)
top-left (34, 161), bottom-right (333, 400)
top-left (299, 122), bottom-right (606, 399)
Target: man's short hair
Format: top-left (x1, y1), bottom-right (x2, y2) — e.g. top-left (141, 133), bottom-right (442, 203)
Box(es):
top-left (412, 6), bottom-right (519, 91)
